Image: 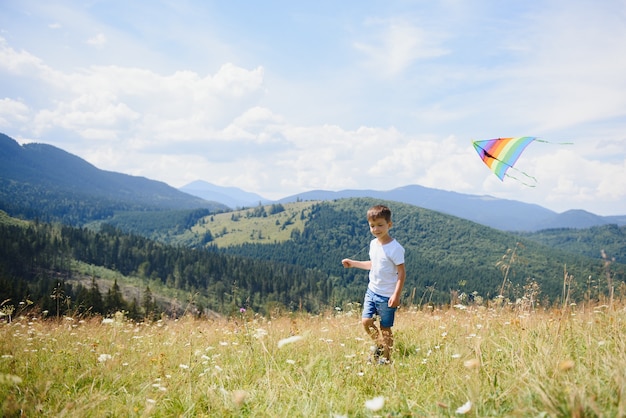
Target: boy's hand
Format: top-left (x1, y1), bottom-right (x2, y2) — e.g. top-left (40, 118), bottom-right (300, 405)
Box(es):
top-left (341, 258), bottom-right (353, 268)
top-left (388, 294), bottom-right (400, 308)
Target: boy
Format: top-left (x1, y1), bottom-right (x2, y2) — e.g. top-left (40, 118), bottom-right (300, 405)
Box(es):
top-left (342, 204), bottom-right (405, 364)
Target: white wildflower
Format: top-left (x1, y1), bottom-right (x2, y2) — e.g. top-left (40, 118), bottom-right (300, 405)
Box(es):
top-left (254, 328), bottom-right (268, 339)
top-left (97, 354), bottom-right (112, 363)
top-left (455, 400), bottom-right (472, 414)
top-left (277, 335), bottom-right (303, 348)
top-left (364, 396), bottom-right (385, 411)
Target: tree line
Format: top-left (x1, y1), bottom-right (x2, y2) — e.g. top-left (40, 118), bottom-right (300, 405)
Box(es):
top-left (0, 218), bottom-right (332, 320)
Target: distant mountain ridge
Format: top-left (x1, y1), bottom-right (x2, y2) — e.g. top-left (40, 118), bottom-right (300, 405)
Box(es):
top-left (183, 181), bottom-right (626, 232)
top-left (2, 132), bottom-right (624, 231)
top-left (0, 133), bottom-right (228, 224)
top-left (179, 180), bottom-right (269, 209)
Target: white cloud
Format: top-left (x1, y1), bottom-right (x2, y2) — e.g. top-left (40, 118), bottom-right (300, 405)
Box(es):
top-left (0, 1), bottom-right (625, 215)
top-left (0, 98), bottom-right (30, 127)
top-left (353, 18), bottom-right (448, 77)
top-left (0, 36), bottom-right (51, 76)
top-left (86, 33), bottom-right (107, 47)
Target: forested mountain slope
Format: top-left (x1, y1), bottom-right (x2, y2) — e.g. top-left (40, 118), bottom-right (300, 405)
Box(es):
top-left (2, 199), bottom-right (623, 320)
top-left (189, 199), bottom-right (621, 305)
top-left (0, 133), bottom-right (227, 225)
top-left (519, 224), bottom-right (626, 264)
top-left (0, 210), bottom-right (331, 318)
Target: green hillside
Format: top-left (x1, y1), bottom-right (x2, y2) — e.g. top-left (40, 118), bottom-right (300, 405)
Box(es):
top-left (96, 198), bottom-right (625, 307)
top-left (209, 198), bottom-right (619, 306)
top-left (520, 224), bottom-right (626, 264)
top-left (2, 198), bottom-right (624, 321)
top-left (0, 133), bottom-right (228, 225)
top-left (0, 210), bottom-right (332, 318)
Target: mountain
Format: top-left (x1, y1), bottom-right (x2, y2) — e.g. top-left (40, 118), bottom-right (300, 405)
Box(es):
top-left (4, 198), bottom-right (621, 318)
top-left (179, 180), bottom-right (269, 209)
top-left (0, 133), bottom-right (228, 224)
top-left (182, 182), bottom-right (626, 232)
top-left (2, 131), bottom-right (623, 232)
top-left (531, 209), bottom-right (613, 230)
top-left (275, 185), bottom-right (623, 232)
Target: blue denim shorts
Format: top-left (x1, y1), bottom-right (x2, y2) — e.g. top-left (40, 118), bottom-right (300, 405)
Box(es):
top-left (362, 288), bottom-right (397, 328)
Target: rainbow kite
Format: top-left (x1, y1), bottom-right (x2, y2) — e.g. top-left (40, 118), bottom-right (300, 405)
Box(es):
top-left (472, 136), bottom-right (573, 186)
top-left (473, 136), bottom-right (574, 186)
top-left (472, 136), bottom-right (538, 184)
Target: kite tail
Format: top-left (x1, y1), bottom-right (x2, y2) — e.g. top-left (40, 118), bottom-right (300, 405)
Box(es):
top-left (534, 139), bottom-right (574, 145)
top-left (505, 138), bottom-right (571, 186)
top-left (505, 167), bottom-right (538, 187)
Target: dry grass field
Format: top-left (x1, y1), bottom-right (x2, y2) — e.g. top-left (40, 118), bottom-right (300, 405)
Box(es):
top-left (1, 302), bottom-right (625, 417)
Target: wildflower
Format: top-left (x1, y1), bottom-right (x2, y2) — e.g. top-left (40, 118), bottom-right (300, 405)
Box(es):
top-left (253, 328), bottom-right (268, 339)
top-left (240, 307), bottom-right (246, 313)
top-left (102, 318), bottom-right (114, 324)
top-left (97, 354), bottom-right (112, 363)
top-left (455, 400), bottom-right (472, 414)
top-left (179, 364), bottom-right (190, 369)
top-left (277, 335), bottom-right (303, 348)
top-left (286, 359), bottom-right (296, 364)
top-left (365, 396), bottom-right (385, 411)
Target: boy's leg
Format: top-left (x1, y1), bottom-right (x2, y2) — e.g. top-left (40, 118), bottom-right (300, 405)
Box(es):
top-left (362, 290), bottom-right (381, 343)
top-left (380, 326), bottom-right (393, 362)
top-left (378, 299), bottom-right (397, 363)
top-left (362, 317), bottom-right (381, 342)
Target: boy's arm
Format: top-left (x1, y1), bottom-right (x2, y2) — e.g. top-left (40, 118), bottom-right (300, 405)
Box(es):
top-left (341, 259), bottom-right (371, 270)
top-left (388, 263), bottom-right (406, 308)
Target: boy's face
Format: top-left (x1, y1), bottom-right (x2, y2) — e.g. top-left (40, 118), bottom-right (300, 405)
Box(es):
top-left (368, 217), bottom-right (392, 241)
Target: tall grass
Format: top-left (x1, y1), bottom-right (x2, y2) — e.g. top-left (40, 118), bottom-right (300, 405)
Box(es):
top-left (1, 303), bottom-right (625, 417)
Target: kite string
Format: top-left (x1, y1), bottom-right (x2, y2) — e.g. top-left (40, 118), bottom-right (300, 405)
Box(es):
top-left (534, 138), bottom-right (574, 145)
top-left (502, 138), bottom-right (572, 186)
top-left (505, 167), bottom-right (538, 187)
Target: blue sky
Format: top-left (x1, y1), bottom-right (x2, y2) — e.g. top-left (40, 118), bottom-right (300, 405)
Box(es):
top-left (1, 0), bottom-right (625, 215)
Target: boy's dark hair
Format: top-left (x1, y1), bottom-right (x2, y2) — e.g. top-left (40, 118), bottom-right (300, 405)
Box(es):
top-left (367, 205), bottom-right (392, 222)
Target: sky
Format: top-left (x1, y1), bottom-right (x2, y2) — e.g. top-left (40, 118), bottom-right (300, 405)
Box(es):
top-left (1, 0), bottom-right (625, 216)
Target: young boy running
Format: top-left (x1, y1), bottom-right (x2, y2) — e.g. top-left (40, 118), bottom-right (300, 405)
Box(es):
top-left (342, 204), bottom-right (405, 364)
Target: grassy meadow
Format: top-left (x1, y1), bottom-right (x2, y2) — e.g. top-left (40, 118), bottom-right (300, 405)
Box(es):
top-left (1, 303), bottom-right (625, 417)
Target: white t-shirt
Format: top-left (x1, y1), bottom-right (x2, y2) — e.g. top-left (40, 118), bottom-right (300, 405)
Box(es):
top-left (367, 238), bottom-right (405, 297)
